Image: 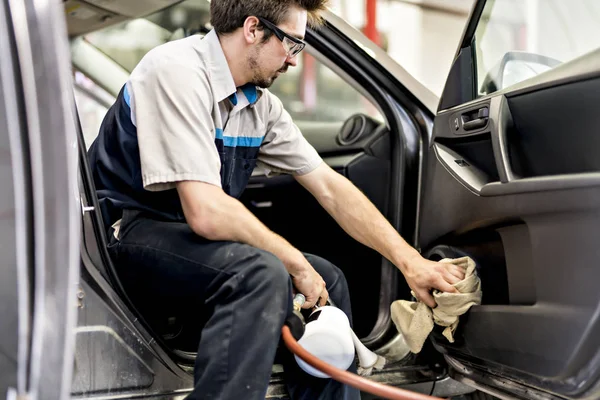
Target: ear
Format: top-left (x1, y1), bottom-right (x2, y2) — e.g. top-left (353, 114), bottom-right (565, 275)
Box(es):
top-left (242, 16), bottom-right (261, 44)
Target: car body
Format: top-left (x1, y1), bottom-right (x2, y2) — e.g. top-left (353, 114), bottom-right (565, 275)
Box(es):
top-left (1, 0), bottom-right (600, 399)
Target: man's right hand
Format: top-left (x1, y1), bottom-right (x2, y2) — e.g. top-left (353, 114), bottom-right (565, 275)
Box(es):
top-left (286, 253), bottom-right (328, 308)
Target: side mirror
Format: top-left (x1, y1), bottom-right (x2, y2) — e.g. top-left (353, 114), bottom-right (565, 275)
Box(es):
top-left (480, 51), bottom-right (561, 95)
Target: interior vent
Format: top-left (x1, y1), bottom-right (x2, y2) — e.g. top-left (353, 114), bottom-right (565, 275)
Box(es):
top-left (337, 114), bottom-right (368, 146)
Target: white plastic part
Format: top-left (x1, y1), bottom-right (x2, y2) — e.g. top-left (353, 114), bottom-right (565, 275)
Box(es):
top-left (351, 330), bottom-right (378, 368)
top-left (295, 306), bottom-right (355, 378)
top-left (351, 329), bottom-right (386, 376)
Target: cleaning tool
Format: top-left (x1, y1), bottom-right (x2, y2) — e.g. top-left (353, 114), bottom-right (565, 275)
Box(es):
top-left (294, 304), bottom-right (356, 378)
top-left (290, 294), bottom-right (387, 377)
top-left (282, 298), bottom-right (442, 400)
top-left (351, 329), bottom-right (386, 376)
top-left (390, 257), bottom-right (482, 353)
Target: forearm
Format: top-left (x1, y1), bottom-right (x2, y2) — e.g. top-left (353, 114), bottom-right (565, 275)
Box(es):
top-left (177, 181), bottom-right (306, 275)
top-left (298, 165), bottom-right (462, 305)
top-left (317, 175), bottom-right (420, 273)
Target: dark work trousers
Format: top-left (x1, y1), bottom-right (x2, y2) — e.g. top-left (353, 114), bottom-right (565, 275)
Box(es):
top-left (107, 210), bottom-right (360, 400)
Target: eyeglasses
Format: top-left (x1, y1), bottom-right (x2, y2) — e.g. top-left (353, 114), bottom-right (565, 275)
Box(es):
top-left (257, 17), bottom-right (306, 58)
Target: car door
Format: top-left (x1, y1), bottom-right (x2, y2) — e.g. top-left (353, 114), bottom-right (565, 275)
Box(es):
top-left (419, 0), bottom-right (600, 399)
top-left (1, 0), bottom-right (81, 398)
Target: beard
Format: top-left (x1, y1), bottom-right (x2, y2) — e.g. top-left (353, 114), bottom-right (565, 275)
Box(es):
top-left (248, 48), bottom-right (288, 88)
top-left (250, 72), bottom-right (276, 89)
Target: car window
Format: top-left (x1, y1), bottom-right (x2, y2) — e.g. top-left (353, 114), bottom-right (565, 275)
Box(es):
top-left (474, 0), bottom-right (600, 96)
top-left (80, 0), bottom-right (380, 124)
top-left (267, 53), bottom-right (380, 122)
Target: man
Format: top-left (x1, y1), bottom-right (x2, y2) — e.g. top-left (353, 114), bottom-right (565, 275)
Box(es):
top-left (88, 0), bottom-right (465, 399)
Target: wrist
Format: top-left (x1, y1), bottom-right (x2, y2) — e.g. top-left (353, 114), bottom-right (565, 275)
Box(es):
top-left (275, 245), bottom-right (309, 277)
top-left (392, 248), bottom-right (422, 274)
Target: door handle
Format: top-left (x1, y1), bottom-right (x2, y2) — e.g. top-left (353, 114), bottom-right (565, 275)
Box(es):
top-left (489, 96), bottom-right (516, 183)
top-left (251, 200), bottom-right (273, 208)
top-left (462, 107), bottom-right (489, 131)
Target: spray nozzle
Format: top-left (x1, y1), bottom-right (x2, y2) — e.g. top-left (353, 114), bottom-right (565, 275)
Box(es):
top-left (285, 293), bottom-right (307, 340)
top-left (292, 293), bottom-right (306, 312)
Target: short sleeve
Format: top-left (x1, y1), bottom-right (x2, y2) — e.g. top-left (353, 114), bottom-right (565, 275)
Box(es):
top-left (257, 91), bottom-right (322, 176)
top-left (130, 63), bottom-right (222, 191)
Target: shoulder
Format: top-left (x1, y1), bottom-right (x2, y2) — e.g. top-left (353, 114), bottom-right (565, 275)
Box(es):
top-left (258, 89), bottom-right (284, 113)
top-left (130, 35), bottom-right (210, 83)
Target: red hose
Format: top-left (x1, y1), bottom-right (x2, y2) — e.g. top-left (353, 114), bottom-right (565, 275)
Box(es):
top-left (281, 325), bottom-right (443, 400)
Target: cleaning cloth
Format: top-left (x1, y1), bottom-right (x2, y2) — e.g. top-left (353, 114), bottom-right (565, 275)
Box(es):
top-left (390, 256), bottom-right (482, 353)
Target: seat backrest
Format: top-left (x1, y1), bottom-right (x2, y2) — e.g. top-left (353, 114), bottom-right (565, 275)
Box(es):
top-left (75, 101), bottom-right (114, 283)
top-left (74, 100), bottom-right (199, 363)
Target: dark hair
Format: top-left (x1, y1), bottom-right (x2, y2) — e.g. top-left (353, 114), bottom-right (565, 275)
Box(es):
top-left (210, 0), bottom-right (328, 37)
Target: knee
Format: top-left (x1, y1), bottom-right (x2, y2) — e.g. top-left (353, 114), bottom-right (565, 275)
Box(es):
top-left (304, 254), bottom-right (351, 312)
top-left (249, 250), bottom-right (290, 288)
top-left (330, 264), bottom-right (348, 290)
top-left (243, 248), bottom-right (292, 310)
top-left (304, 254), bottom-right (348, 292)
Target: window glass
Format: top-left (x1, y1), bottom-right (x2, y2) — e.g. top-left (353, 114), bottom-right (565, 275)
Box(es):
top-left (474, 0), bottom-right (600, 96)
top-left (78, 0), bottom-right (380, 124)
top-left (269, 53), bottom-right (380, 122)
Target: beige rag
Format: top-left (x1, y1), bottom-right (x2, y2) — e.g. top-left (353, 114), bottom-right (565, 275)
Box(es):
top-left (390, 256), bottom-right (482, 353)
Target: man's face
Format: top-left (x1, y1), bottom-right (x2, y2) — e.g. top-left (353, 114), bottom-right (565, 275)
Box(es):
top-left (248, 7), bottom-right (307, 88)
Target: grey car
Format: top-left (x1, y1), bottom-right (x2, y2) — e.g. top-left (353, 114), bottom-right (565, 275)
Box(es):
top-left (2, 0), bottom-right (600, 399)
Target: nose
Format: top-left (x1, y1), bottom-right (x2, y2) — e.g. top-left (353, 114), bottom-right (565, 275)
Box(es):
top-left (286, 53), bottom-right (299, 67)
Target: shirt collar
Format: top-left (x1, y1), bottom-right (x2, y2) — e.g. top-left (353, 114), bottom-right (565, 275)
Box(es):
top-left (228, 83), bottom-right (262, 106)
top-left (204, 30), bottom-right (263, 106)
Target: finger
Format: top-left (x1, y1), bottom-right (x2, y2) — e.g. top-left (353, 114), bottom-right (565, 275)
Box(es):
top-left (302, 297), bottom-right (317, 309)
top-left (446, 264), bottom-right (465, 280)
top-left (442, 269), bottom-right (461, 285)
top-left (434, 276), bottom-right (459, 294)
top-left (318, 287), bottom-right (329, 307)
top-left (417, 289), bottom-right (437, 308)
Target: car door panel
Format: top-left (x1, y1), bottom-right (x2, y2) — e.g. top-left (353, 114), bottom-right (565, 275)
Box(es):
top-left (420, 29), bottom-right (600, 399)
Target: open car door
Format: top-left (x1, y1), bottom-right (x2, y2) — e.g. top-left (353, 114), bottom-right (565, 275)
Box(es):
top-left (420, 0), bottom-right (600, 399)
top-left (1, 0), bottom-right (80, 398)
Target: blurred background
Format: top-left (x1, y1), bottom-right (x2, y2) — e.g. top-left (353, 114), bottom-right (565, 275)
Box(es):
top-left (71, 0), bottom-right (600, 145)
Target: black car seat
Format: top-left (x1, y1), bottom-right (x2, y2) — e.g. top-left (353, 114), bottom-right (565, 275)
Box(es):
top-left (74, 102), bottom-right (198, 362)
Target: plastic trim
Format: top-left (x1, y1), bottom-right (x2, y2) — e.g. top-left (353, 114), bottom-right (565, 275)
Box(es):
top-left (480, 173), bottom-right (600, 196)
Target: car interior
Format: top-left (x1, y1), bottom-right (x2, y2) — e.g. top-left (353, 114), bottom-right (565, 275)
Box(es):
top-left (65, 0), bottom-right (600, 399)
top-left (69, 0), bottom-right (444, 395)
top-left (71, 0), bottom-right (396, 342)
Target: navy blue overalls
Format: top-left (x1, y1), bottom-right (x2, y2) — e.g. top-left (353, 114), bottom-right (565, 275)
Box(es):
top-left (88, 85), bottom-right (259, 228)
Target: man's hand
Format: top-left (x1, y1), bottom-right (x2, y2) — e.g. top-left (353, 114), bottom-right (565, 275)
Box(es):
top-left (401, 254), bottom-right (465, 308)
top-left (286, 253), bottom-right (328, 309)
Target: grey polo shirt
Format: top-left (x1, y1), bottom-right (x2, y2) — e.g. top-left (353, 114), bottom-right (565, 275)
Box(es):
top-left (125, 29), bottom-right (323, 193)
